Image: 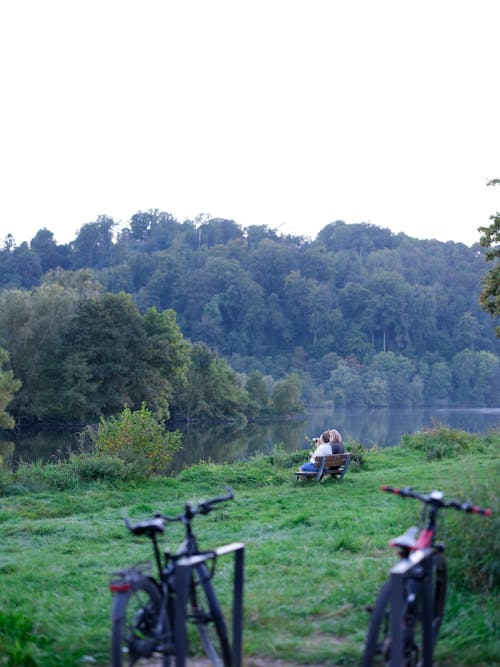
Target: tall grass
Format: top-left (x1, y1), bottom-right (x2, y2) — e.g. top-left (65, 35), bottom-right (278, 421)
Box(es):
top-left (0, 427), bottom-right (498, 666)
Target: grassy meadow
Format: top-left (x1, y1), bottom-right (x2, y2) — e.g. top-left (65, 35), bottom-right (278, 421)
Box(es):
top-left (0, 427), bottom-right (498, 667)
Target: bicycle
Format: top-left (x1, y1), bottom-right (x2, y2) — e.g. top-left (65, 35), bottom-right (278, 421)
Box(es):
top-left (362, 485), bottom-right (492, 667)
top-left (109, 486), bottom-right (243, 667)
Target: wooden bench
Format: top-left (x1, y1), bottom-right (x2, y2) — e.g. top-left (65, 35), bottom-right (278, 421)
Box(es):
top-left (295, 453), bottom-right (352, 482)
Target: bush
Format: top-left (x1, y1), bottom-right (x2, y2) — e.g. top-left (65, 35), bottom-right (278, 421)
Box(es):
top-left (401, 425), bottom-right (476, 460)
top-left (344, 440), bottom-right (365, 470)
top-left (83, 403), bottom-right (182, 476)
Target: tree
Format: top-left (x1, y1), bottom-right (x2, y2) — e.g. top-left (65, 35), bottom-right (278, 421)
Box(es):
top-left (245, 371), bottom-right (270, 418)
top-left (368, 352), bottom-right (422, 406)
top-left (325, 361), bottom-right (366, 407)
top-left (198, 218), bottom-right (243, 247)
top-left (0, 348), bottom-right (21, 429)
top-left (63, 292), bottom-right (161, 419)
top-left (0, 283), bottom-right (80, 419)
top-left (451, 349), bottom-right (500, 406)
top-left (30, 228), bottom-right (71, 272)
top-left (171, 342), bottom-right (248, 421)
top-left (0, 241), bottom-right (42, 289)
top-left (425, 362), bottom-right (452, 405)
top-left (72, 216), bottom-right (116, 269)
top-left (141, 307), bottom-right (190, 417)
top-left (479, 178), bottom-right (500, 336)
top-left (270, 373), bottom-right (303, 414)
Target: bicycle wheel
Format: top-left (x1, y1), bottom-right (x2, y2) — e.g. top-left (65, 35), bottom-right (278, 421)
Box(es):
top-left (362, 558), bottom-right (447, 667)
top-left (111, 575), bottom-right (167, 667)
top-left (362, 580), bottom-right (391, 667)
top-left (189, 561), bottom-right (233, 667)
top-left (362, 578), bottom-right (427, 667)
top-left (432, 552), bottom-right (447, 641)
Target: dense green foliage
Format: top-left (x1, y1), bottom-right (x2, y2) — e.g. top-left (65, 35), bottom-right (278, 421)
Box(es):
top-left (82, 403), bottom-right (182, 476)
top-left (0, 272), bottom-right (303, 424)
top-left (1, 216), bottom-right (499, 425)
top-left (0, 348), bottom-right (21, 429)
top-left (0, 429), bottom-right (498, 666)
top-left (479, 178), bottom-right (500, 336)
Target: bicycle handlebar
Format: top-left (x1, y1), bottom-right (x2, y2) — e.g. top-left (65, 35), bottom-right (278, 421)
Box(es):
top-left (157, 485), bottom-right (235, 522)
top-left (381, 485), bottom-right (492, 516)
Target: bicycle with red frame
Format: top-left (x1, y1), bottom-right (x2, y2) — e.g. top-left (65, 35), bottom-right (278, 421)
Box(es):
top-left (361, 485), bottom-right (492, 667)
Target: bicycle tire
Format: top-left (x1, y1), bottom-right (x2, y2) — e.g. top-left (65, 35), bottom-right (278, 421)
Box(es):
top-left (362, 579), bottom-right (391, 667)
top-left (432, 552), bottom-right (447, 641)
top-left (189, 561), bottom-right (233, 667)
top-left (362, 556), bottom-right (447, 667)
top-left (111, 575), bottom-right (166, 667)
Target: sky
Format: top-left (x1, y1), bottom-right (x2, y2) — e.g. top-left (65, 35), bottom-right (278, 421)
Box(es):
top-left (1, 0), bottom-right (499, 248)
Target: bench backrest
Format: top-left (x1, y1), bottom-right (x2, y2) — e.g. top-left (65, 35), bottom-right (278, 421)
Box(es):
top-left (313, 453), bottom-right (350, 468)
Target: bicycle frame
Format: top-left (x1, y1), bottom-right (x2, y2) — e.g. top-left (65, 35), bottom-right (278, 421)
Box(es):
top-left (389, 547), bottom-right (435, 667)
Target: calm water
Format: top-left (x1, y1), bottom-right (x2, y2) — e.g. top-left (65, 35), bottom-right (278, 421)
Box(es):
top-left (2, 406), bottom-right (500, 472)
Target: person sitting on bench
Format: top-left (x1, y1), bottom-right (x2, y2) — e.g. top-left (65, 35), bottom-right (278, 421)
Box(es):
top-left (299, 430), bottom-right (336, 473)
top-left (328, 429), bottom-right (345, 454)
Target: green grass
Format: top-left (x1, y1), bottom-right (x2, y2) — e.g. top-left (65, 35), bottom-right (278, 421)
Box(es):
top-left (0, 430), bottom-right (498, 666)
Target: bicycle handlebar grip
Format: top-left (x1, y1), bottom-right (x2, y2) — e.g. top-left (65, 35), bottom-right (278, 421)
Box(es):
top-left (459, 500), bottom-right (492, 516)
top-left (198, 486), bottom-right (235, 514)
top-left (381, 485), bottom-right (411, 496)
top-left (474, 506), bottom-right (492, 516)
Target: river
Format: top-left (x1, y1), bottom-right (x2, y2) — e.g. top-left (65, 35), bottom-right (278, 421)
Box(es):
top-left (2, 406), bottom-right (499, 472)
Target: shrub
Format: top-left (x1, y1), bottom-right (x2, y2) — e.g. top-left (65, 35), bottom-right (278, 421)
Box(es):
top-left (401, 425), bottom-right (475, 460)
top-left (83, 403), bottom-right (182, 476)
top-left (345, 440), bottom-right (365, 469)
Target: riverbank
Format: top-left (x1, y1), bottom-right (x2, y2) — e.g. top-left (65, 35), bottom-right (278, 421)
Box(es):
top-left (0, 429), bottom-right (498, 666)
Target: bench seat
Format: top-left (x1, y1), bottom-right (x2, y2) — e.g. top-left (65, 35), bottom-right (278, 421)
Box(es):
top-left (295, 453), bottom-right (352, 482)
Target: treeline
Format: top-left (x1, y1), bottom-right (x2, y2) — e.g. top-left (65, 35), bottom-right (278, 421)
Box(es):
top-left (0, 271), bottom-right (303, 424)
top-left (0, 213), bottom-right (499, 424)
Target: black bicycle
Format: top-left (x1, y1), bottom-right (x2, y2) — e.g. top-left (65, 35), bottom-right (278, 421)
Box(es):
top-left (109, 486), bottom-right (242, 667)
top-left (362, 485), bottom-right (492, 667)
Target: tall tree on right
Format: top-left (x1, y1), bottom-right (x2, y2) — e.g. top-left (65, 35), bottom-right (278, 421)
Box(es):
top-left (479, 179), bottom-right (500, 336)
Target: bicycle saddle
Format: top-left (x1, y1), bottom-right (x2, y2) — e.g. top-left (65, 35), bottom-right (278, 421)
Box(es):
top-left (389, 525), bottom-right (418, 549)
top-left (124, 516), bottom-right (165, 536)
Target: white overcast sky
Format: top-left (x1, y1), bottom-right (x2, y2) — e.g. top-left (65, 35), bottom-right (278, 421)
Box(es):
top-left (1, 0), bottom-right (499, 248)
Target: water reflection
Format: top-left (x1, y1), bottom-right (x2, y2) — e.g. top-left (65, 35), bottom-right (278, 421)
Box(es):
top-left (3, 407), bottom-right (500, 471)
top-left (170, 407), bottom-right (500, 472)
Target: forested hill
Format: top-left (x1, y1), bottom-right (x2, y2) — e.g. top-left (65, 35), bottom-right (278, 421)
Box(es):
top-left (1, 214), bottom-right (499, 421)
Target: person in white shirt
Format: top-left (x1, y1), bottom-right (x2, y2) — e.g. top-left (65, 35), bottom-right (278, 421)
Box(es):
top-left (299, 431), bottom-right (334, 472)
